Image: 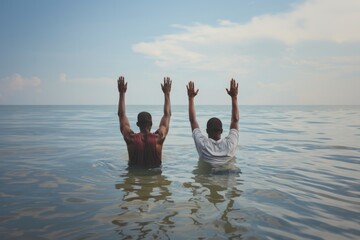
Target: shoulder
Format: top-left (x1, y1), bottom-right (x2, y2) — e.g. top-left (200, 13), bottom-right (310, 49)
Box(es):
top-left (229, 128), bottom-right (239, 135)
top-left (192, 128), bottom-right (201, 135)
top-left (193, 128), bottom-right (207, 145)
top-left (123, 131), bottom-right (136, 144)
top-left (225, 129), bottom-right (239, 141)
top-left (192, 128), bottom-right (204, 138)
top-left (154, 129), bottom-right (166, 144)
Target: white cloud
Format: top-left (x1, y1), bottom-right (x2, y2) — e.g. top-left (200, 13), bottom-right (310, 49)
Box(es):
top-left (59, 73), bottom-right (67, 82)
top-left (130, 0), bottom-right (360, 105)
top-left (252, 74), bottom-right (360, 105)
top-left (58, 73), bottom-right (113, 84)
top-left (132, 0), bottom-right (360, 70)
top-left (133, 40), bottom-right (204, 68)
top-left (0, 74), bottom-right (42, 102)
top-left (281, 55), bottom-right (360, 74)
top-left (52, 73), bottom-right (118, 105)
top-left (8, 73), bottom-right (41, 90)
top-left (0, 73), bottom-right (41, 91)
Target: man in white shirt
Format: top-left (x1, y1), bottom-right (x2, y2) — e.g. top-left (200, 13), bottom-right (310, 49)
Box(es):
top-left (187, 79), bottom-right (239, 169)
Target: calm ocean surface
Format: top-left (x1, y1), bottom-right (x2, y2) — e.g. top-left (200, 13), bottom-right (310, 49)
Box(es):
top-left (0, 105), bottom-right (359, 239)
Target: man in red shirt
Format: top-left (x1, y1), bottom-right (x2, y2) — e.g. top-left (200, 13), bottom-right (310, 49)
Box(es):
top-left (117, 76), bottom-right (172, 168)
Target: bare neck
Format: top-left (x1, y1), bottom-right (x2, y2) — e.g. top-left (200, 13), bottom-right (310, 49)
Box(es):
top-left (139, 128), bottom-right (151, 134)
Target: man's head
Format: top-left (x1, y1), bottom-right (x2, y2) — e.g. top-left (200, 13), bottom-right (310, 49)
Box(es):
top-left (137, 111), bottom-right (152, 129)
top-left (206, 117), bottom-right (223, 139)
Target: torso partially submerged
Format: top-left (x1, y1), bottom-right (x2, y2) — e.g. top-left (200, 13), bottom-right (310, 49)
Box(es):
top-left (192, 128), bottom-right (239, 167)
top-left (127, 133), bottom-right (162, 168)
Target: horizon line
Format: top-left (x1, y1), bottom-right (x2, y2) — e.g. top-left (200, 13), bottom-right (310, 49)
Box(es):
top-left (1, 104), bottom-right (359, 107)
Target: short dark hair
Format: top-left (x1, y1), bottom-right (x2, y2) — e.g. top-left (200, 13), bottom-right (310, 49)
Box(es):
top-left (137, 111), bottom-right (152, 127)
top-left (206, 117), bottom-right (222, 133)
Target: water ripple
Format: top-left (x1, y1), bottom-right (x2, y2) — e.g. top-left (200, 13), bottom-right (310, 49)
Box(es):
top-left (0, 105), bottom-right (359, 239)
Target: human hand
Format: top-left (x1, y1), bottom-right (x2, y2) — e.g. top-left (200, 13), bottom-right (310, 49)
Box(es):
top-left (187, 81), bottom-right (199, 98)
top-left (226, 78), bottom-right (238, 97)
top-left (118, 76), bottom-right (127, 94)
top-left (161, 77), bottom-right (172, 95)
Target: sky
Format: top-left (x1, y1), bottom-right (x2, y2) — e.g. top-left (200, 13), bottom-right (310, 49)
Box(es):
top-left (0, 0), bottom-right (359, 105)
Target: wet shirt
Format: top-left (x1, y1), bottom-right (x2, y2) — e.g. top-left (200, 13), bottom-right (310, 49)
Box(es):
top-left (192, 128), bottom-right (239, 166)
top-left (128, 133), bottom-right (161, 168)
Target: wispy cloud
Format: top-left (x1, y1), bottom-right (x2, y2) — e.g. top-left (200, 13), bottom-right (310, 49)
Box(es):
top-left (58, 73), bottom-right (113, 84)
top-left (253, 73), bottom-right (360, 105)
top-left (132, 0), bottom-right (360, 72)
top-left (0, 74), bottom-right (41, 101)
top-left (8, 73), bottom-right (41, 90)
top-left (0, 73), bottom-right (41, 102)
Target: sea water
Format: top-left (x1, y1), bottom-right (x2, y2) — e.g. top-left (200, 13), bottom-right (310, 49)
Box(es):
top-left (0, 105), bottom-right (359, 239)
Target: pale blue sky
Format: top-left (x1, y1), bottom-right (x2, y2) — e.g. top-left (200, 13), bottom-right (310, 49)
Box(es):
top-left (0, 0), bottom-right (359, 105)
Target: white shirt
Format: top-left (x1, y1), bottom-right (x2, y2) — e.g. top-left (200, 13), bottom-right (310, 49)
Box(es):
top-left (192, 128), bottom-right (239, 166)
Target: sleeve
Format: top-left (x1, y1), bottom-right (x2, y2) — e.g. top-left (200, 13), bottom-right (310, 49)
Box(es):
top-left (225, 129), bottom-right (239, 151)
top-left (192, 128), bottom-right (205, 156)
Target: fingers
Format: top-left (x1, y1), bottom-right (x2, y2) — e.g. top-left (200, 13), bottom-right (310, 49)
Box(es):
top-left (230, 78), bottom-right (235, 88)
top-left (163, 77), bottom-right (172, 87)
top-left (118, 76), bottom-right (125, 84)
top-left (226, 78), bottom-right (238, 96)
top-left (164, 77), bottom-right (170, 83)
top-left (229, 78), bottom-right (238, 89)
top-left (117, 76), bottom-right (127, 93)
top-left (188, 81), bottom-right (195, 89)
top-left (187, 81), bottom-right (194, 90)
top-left (186, 81), bottom-right (199, 97)
top-left (161, 77), bottom-right (172, 94)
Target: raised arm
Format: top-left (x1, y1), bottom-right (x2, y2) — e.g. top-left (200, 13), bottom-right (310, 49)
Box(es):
top-left (117, 76), bottom-right (133, 142)
top-left (157, 77), bottom-right (172, 143)
top-left (226, 78), bottom-right (239, 130)
top-left (187, 81), bottom-right (200, 132)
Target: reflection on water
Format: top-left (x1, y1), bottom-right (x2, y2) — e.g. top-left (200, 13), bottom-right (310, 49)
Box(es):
top-left (113, 169), bottom-right (174, 239)
top-left (184, 162), bottom-right (245, 237)
top-left (112, 164), bottom-right (245, 239)
top-left (115, 168), bottom-right (171, 202)
top-left (190, 160), bottom-right (242, 205)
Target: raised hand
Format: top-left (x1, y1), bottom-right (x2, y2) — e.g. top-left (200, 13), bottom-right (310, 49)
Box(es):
top-left (187, 81), bottom-right (199, 98)
top-left (226, 78), bottom-right (238, 97)
top-left (161, 77), bottom-right (172, 95)
top-left (117, 76), bottom-right (127, 94)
